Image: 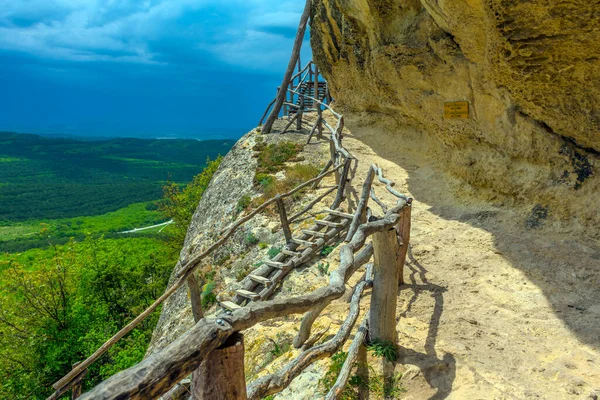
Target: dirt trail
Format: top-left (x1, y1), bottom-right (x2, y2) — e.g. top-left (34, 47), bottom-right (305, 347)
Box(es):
top-left (338, 114), bottom-right (600, 399)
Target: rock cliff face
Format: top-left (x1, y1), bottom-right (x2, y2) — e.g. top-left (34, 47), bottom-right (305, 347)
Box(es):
top-left (311, 0), bottom-right (600, 228)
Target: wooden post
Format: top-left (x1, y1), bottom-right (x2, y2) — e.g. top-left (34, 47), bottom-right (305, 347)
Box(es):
top-left (396, 204), bottom-right (411, 285)
top-left (276, 196), bottom-right (292, 244)
top-left (192, 333), bottom-right (247, 400)
top-left (263, 0), bottom-right (311, 134)
top-left (314, 65), bottom-right (320, 108)
top-left (281, 112), bottom-right (300, 134)
top-left (357, 344), bottom-right (369, 399)
top-left (317, 107), bottom-right (323, 140)
top-left (297, 95), bottom-right (304, 130)
top-left (70, 362), bottom-right (87, 399)
top-left (332, 158), bottom-right (351, 209)
top-left (345, 166), bottom-right (375, 242)
top-left (370, 224), bottom-right (400, 383)
top-left (329, 140), bottom-right (340, 184)
top-left (187, 273), bottom-right (203, 322)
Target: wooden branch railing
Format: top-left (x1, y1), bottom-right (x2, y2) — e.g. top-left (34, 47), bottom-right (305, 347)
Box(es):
top-left (77, 186), bottom-right (407, 399)
top-left (49, 162), bottom-right (345, 399)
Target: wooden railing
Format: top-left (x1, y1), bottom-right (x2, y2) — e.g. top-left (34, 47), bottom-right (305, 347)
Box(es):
top-left (71, 165), bottom-right (410, 400)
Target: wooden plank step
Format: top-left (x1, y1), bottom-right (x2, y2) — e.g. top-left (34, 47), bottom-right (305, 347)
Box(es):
top-left (282, 249), bottom-right (302, 257)
top-left (220, 301), bottom-right (241, 311)
top-left (235, 289), bottom-right (260, 300)
top-left (248, 274), bottom-right (272, 286)
top-left (291, 238), bottom-right (318, 248)
top-left (316, 220), bottom-right (345, 228)
top-left (325, 209), bottom-right (354, 219)
top-left (302, 229), bottom-right (328, 238)
top-left (264, 260), bottom-right (286, 269)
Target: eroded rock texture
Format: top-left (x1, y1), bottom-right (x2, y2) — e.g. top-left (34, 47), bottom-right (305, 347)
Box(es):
top-left (311, 0), bottom-right (600, 227)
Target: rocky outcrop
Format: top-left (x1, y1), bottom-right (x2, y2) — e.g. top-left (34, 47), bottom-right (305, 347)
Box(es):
top-left (310, 0), bottom-right (600, 229)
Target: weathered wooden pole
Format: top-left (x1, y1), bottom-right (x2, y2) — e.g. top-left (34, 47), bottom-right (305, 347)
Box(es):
top-left (276, 196), bottom-right (292, 244)
top-left (297, 95), bottom-right (304, 130)
top-left (70, 362), bottom-right (87, 399)
top-left (369, 221), bottom-right (401, 382)
top-left (263, 0), bottom-right (311, 133)
top-left (317, 106), bottom-right (323, 140)
top-left (314, 65), bottom-right (320, 108)
top-left (397, 203), bottom-right (411, 285)
top-left (329, 140), bottom-right (340, 184)
top-left (370, 226), bottom-right (400, 341)
top-left (187, 273), bottom-right (204, 322)
top-left (332, 158), bottom-right (352, 209)
top-left (192, 333), bottom-right (247, 400)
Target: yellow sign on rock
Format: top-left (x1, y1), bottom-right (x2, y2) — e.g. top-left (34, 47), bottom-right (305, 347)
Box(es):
top-left (444, 101), bottom-right (469, 119)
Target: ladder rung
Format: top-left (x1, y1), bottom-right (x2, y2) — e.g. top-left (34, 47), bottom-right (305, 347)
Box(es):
top-left (325, 209), bottom-right (354, 219)
top-left (248, 274), bottom-right (272, 286)
top-left (235, 289), bottom-right (260, 300)
top-left (220, 301), bottom-right (241, 311)
top-left (302, 229), bottom-right (327, 238)
top-left (316, 220), bottom-right (345, 228)
top-left (291, 238), bottom-right (318, 247)
top-left (282, 249), bottom-right (302, 257)
top-left (264, 260), bottom-right (286, 269)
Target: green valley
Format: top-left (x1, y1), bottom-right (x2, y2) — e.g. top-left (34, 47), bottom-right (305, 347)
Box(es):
top-left (0, 132), bottom-right (231, 398)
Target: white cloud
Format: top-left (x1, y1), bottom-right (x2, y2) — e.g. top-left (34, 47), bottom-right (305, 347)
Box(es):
top-left (0, 0), bottom-right (309, 70)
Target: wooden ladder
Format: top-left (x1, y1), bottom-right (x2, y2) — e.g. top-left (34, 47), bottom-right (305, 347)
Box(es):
top-left (220, 208), bottom-right (354, 311)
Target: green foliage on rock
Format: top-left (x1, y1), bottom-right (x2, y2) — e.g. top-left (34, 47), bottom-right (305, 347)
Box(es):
top-left (159, 156), bottom-right (223, 248)
top-left (0, 236), bottom-right (176, 399)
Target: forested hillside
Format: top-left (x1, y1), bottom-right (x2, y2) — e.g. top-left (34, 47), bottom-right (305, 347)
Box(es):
top-left (0, 132), bottom-right (234, 221)
top-left (0, 133), bottom-right (227, 398)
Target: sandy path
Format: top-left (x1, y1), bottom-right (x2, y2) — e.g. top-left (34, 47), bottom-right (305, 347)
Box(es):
top-left (337, 114), bottom-right (600, 399)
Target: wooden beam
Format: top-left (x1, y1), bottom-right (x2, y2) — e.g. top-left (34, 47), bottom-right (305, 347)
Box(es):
top-left (281, 112), bottom-right (300, 134)
top-left (332, 158), bottom-right (352, 209)
top-left (296, 95), bottom-right (304, 130)
top-left (306, 115), bottom-right (321, 144)
top-left (263, 0), bottom-right (311, 134)
top-left (313, 64), bottom-right (320, 108)
top-left (345, 166), bottom-right (376, 242)
top-left (311, 158), bottom-right (332, 189)
top-left (187, 273), bottom-right (203, 322)
top-left (192, 333), bottom-right (247, 400)
top-left (276, 196), bottom-right (292, 244)
top-left (397, 204), bottom-right (411, 286)
top-left (329, 140), bottom-right (339, 184)
top-left (370, 222), bottom-right (400, 358)
top-left (324, 317), bottom-right (369, 400)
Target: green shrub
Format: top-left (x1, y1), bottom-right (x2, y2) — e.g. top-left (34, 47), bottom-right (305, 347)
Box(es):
top-left (317, 262), bottom-right (330, 276)
top-left (261, 164), bottom-right (321, 200)
top-left (255, 173), bottom-right (275, 188)
top-left (267, 246), bottom-right (281, 259)
top-left (368, 339), bottom-right (398, 362)
top-left (321, 244), bottom-right (337, 257)
top-left (236, 195), bottom-right (252, 214)
top-left (258, 242), bottom-right (269, 249)
top-left (254, 141), bottom-right (303, 174)
top-left (201, 281), bottom-right (217, 308)
top-left (320, 351), bottom-right (349, 395)
top-left (245, 232), bottom-right (259, 245)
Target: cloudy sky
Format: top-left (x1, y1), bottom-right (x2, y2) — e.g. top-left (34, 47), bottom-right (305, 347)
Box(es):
top-left (0, 0), bottom-right (311, 139)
